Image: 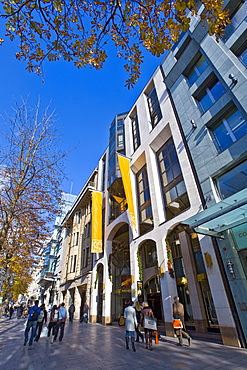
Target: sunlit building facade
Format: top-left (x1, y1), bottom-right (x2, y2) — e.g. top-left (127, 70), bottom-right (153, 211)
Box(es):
top-left (59, 0), bottom-right (247, 347)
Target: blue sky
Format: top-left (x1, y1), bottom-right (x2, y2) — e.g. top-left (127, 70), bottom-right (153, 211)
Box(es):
top-left (0, 24), bottom-right (161, 196)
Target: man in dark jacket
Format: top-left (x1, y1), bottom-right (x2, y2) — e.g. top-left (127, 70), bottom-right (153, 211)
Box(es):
top-left (34, 303), bottom-right (47, 342)
top-left (24, 300), bottom-right (41, 349)
top-left (68, 303), bottom-right (75, 323)
top-left (172, 296), bottom-right (191, 346)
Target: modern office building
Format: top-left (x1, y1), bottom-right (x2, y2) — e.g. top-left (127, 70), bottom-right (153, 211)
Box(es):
top-left (161, 0), bottom-right (247, 347)
top-left (59, 0), bottom-right (247, 347)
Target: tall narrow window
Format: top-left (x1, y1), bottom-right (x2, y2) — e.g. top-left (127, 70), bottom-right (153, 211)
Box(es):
top-left (195, 77), bottom-right (226, 113)
top-left (147, 87), bottom-right (162, 128)
top-left (157, 138), bottom-right (190, 220)
top-left (186, 55), bottom-right (208, 86)
top-left (137, 165), bottom-right (153, 236)
top-left (211, 107), bottom-right (247, 152)
top-left (131, 113), bottom-right (141, 151)
top-left (217, 161), bottom-right (247, 199)
top-left (73, 255), bottom-right (77, 272)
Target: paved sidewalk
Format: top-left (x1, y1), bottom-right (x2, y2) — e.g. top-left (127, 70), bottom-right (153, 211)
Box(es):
top-left (0, 316), bottom-right (247, 370)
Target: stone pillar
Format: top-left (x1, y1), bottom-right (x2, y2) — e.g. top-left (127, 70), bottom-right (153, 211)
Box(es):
top-left (179, 231), bottom-right (208, 333)
top-left (157, 238), bottom-right (177, 337)
top-left (90, 266), bottom-right (98, 323)
top-left (102, 246), bottom-right (112, 325)
top-left (74, 287), bottom-right (81, 320)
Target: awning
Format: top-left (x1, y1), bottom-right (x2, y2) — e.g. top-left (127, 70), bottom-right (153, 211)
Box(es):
top-left (182, 188), bottom-right (247, 238)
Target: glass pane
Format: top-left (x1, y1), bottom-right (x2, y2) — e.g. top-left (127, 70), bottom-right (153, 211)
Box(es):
top-left (213, 122), bottom-right (233, 151)
top-left (162, 172), bottom-right (168, 186)
top-left (172, 162), bottom-right (181, 178)
top-left (187, 70), bottom-right (198, 86)
top-left (161, 146), bottom-right (167, 158)
top-left (140, 192), bottom-right (144, 205)
top-left (218, 161), bottom-right (247, 198)
top-left (164, 155), bottom-right (171, 169)
top-left (168, 186), bottom-right (178, 202)
top-left (196, 57), bottom-right (208, 74)
top-left (170, 149), bottom-right (178, 164)
top-left (227, 110), bottom-right (247, 140)
top-left (166, 167), bottom-right (174, 183)
top-left (138, 180), bottom-right (144, 192)
top-left (145, 204), bottom-right (153, 219)
top-left (210, 81), bottom-right (226, 101)
top-left (160, 160), bottom-right (165, 173)
top-left (240, 49), bottom-right (247, 67)
top-left (144, 188), bottom-right (151, 202)
top-left (176, 180), bottom-right (187, 197)
top-left (167, 139), bottom-right (174, 152)
top-left (200, 93), bottom-right (213, 112)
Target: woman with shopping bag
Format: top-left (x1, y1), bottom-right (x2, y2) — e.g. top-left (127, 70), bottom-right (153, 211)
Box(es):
top-left (141, 301), bottom-right (156, 350)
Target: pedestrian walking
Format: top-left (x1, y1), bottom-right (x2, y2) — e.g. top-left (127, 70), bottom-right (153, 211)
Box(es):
top-left (34, 303), bottom-right (47, 342)
top-left (135, 301), bottom-right (144, 343)
top-left (53, 302), bottom-right (67, 342)
top-left (172, 296), bottom-right (191, 346)
top-left (9, 306), bottom-right (14, 319)
top-left (141, 301), bottom-right (154, 350)
top-left (80, 303), bottom-right (89, 323)
top-left (68, 303), bottom-right (75, 323)
top-left (124, 301), bottom-right (137, 352)
top-left (47, 305), bottom-right (59, 340)
top-left (23, 300), bottom-right (41, 349)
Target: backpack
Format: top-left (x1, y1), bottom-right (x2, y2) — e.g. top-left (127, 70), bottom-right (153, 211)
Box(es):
top-left (29, 308), bottom-right (39, 321)
top-left (37, 310), bottom-right (44, 323)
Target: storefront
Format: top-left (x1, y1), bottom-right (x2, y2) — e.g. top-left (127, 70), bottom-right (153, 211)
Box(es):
top-left (183, 188), bottom-right (247, 347)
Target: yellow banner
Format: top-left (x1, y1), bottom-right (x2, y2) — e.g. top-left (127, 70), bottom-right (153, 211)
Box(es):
top-left (117, 155), bottom-right (136, 231)
top-left (91, 191), bottom-right (103, 253)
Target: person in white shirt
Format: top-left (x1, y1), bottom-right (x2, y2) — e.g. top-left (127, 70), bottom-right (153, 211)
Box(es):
top-left (53, 303), bottom-right (67, 342)
top-left (124, 301), bottom-right (137, 352)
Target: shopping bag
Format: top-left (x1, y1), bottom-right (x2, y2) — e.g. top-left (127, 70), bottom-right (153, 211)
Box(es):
top-left (118, 315), bottom-right (126, 326)
top-left (173, 319), bottom-right (183, 329)
top-left (143, 316), bottom-right (157, 331)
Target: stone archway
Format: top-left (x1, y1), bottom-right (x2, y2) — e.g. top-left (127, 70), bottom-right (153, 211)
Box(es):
top-left (166, 224), bottom-right (218, 331)
top-left (138, 239), bottom-right (163, 320)
top-left (108, 223), bottom-right (131, 321)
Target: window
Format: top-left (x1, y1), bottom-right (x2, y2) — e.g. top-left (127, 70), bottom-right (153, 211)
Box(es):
top-left (117, 133), bottom-right (124, 148)
top-left (147, 87), bottom-right (162, 128)
top-left (196, 77), bottom-right (226, 112)
top-left (157, 138), bottom-right (190, 220)
top-left (75, 232), bottom-right (79, 246)
top-left (186, 55), bottom-right (208, 86)
top-left (144, 240), bottom-right (157, 268)
top-left (86, 247), bottom-right (90, 267)
top-left (131, 113), bottom-right (141, 151)
top-left (217, 161), bottom-right (247, 199)
top-left (73, 255), bottom-right (77, 272)
top-left (221, 1), bottom-right (247, 41)
top-left (211, 108), bottom-right (247, 152)
top-left (233, 40), bottom-right (247, 68)
top-left (137, 165), bottom-right (154, 236)
top-left (230, 29), bottom-right (247, 68)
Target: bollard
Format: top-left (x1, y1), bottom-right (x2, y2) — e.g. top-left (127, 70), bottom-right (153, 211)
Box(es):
top-left (155, 330), bottom-right (159, 344)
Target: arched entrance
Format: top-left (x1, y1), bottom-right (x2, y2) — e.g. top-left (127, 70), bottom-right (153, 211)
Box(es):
top-left (110, 223), bottom-right (131, 321)
top-left (138, 239), bottom-right (163, 320)
top-left (167, 225), bottom-right (218, 328)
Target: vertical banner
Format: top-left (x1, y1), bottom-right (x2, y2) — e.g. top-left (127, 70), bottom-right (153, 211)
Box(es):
top-left (91, 190), bottom-right (103, 253)
top-left (117, 155), bottom-right (137, 231)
